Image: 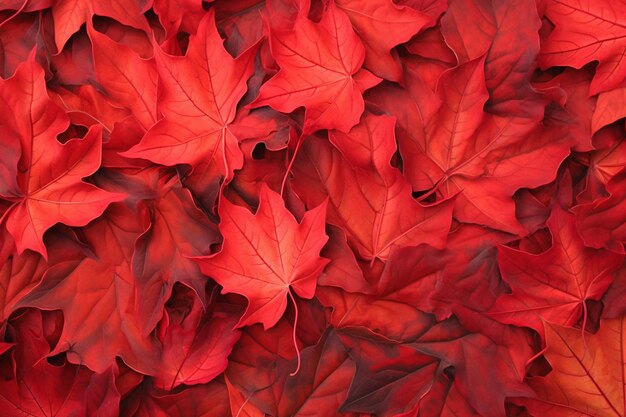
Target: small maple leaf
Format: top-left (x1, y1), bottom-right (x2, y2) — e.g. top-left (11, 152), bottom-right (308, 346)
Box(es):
top-left (250, 1), bottom-right (381, 133)
top-left (121, 9), bottom-right (258, 191)
top-left (193, 185), bottom-right (329, 330)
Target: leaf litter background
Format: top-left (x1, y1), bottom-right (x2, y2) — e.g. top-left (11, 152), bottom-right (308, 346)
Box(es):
top-left (0, 0), bottom-right (625, 416)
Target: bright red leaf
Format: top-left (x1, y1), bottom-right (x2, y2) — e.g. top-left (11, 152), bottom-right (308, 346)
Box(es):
top-left (2, 0), bottom-right (626, 416)
top-left (122, 10), bottom-right (258, 192)
top-left (489, 206), bottom-right (623, 335)
top-left (194, 184), bottom-right (329, 329)
top-left (250, 1), bottom-right (381, 133)
top-left (540, 0), bottom-right (626, 95)
top-left (293, 116), bottom-right (454, 260)
top-left (0, 58), bottom-right (125, 258)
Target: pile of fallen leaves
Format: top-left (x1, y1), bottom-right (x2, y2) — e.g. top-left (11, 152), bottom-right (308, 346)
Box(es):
top-left (1, 0), bottom-right (625, 416)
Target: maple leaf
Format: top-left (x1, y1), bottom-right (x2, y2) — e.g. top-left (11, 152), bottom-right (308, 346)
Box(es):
top-left (412, 327), bottom-right (533, 417)
top-left (440, 0), bottom-right (543, 117)
top-left (534, 68), bottom-right (596, 152)
top-left (0, 13), bottom-right (43, 79)
top-left (250, 1), bottom-right (381, 133)
top-left (400, 58), bottom-right (571, 234)
top-left (193, 184), bottom-right (329, 329)
top-left (539, 0), bottom-right (626, 95)
top-left (15, 258), bottom-right (161, 374)
top-left (227, 329), bottom-right (356, 417)
top-left (293, 116), bottom-right (454, 261)
top-left (153, 289), bottom-right (241, 390)
top-left (317, 224), bottom-right (371, 293)
top-left (488, 206), bottom-right (623, 334)
top-left (121, 10), bottom-right (258, 191)
top-left (317, 285), bottom-right (435, 342)
top-left (0, 58), bottom-right (125, 259)
top-left (574, 171), bottom-right (626, 254)
top-left (335, 0), bottom-right (434, 81)
top-left (50, 84), bottom-right (131, 134)
top-left (121, 380), bottom-right (231, 417)
top-left (125, 169), bottom-right (220, 334)
top-left (593, 85), bottom-right (626, 132)
top-left (0, 309), bottom-right (120, 417)
top-left (519, 317), bottom-right (626, 417)
top-left (226, 376), bottom-right (265, 417)
top-left (338, 328), bottom-right (439, 417)
top-left (277, 330), bottom-right (356, 417)
top-left (0, 231), bottom-right (88, 325)
top-left (88, 25), bottom-right (158, 131)
top-left (52, 0), bottom-right (151, 52)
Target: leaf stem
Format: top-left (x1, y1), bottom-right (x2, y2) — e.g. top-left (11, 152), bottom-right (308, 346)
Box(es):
top-left (280, 134), bottom-right (306, 197)
top-left (288, 289), bottom-right (301, 376)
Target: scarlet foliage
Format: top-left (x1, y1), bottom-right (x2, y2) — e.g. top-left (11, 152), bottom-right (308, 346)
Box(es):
top-left (1, 0), bottom-right (625, 416)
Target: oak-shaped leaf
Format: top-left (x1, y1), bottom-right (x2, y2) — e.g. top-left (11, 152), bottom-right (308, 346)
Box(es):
top-left (250, 1), bottom-right (381, 133)
top-left (0, 57), bottom-right (125, 259)
top-left (194, 185), bottom-right (329, 329)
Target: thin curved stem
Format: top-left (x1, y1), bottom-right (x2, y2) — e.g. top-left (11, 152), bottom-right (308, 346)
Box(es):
top-left (288, 289), bottom-right (301, 376)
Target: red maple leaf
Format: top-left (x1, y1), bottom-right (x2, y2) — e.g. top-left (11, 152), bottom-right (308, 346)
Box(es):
top-left (0, 57), bottom-right (125, 258)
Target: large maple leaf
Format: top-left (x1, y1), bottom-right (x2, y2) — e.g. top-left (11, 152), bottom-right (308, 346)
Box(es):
top-left (52, 0), bottom-right (151, 52)
top-left (193, 185), bottom-right (329, 329)
top-left (540, 0), bottom-right (626, 95)
top-left (293, 115), bottom-right (453, 261)
top-left (488, 206), bottom-right (623, 335)
top-left (0, 310), bottom-right (120, 417)
top-left (399, 58), bottom-right (571, 234)
top-left (227, 328), bottom-right (356, 417)
top-left (574, 171), bottom-right (626, 254)
top-left (153, 289), bottom-right (241, 390)
top-left (15, 258), bottom-right (161, 374)
top-left (250, 1), bottom-right (381, 133)
top-left (121, 10), bottom-right (258, 192)
top-left (519, 317), bottom-right (626, 417)
top-left (0, 58), bottom-right (125, 258)
top-left (88, 25), bottom-right (158, 131)
top-left (335, 0), bottom-right (434, 81)
top-left (440, 0), bottom-right (542, 117)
